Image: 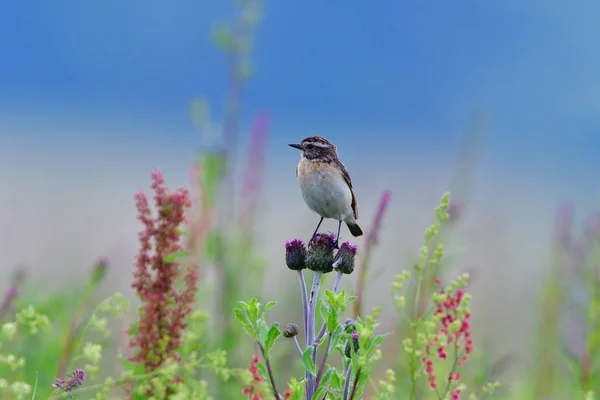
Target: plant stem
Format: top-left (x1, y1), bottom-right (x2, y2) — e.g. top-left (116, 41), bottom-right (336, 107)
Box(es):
top-left (315, 332), bottom-right (333, 389)
top-left (315, 270), bottom-right (343, 342)
top-left (297, 270), bottom-right (309, 342)
top-left (306, 271), bottom-right (323, 400)
top-left (342, 364), bottom-right (353, 400)
top-left (348, 367), bottom-right (362, 400)
top-left (259, 343), bottom-right (282, 400)
top-left (409, 272), bottom-right (425, 400)
top-left (292, 336), bottom-right (303, 357)
top-left (57, 281), bottom-right (98, 378)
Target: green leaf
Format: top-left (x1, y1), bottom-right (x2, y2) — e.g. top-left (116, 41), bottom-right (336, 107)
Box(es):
top-left (233, 308), bottom-right (256, 339)
top-left (330, 369), bottom-right (343, 391)
top-left (328, 325), bottom-right (344, 353)
top-left (118, 354), bottom-right (147, 375)
top-left (264, 323), bottom-right (281, 356)
top-left (30, 371), bottom-right (39, 399)
top-left (162, 251), bottom-right (189, 263)
top-left (302, 347), bottom-right (316, 376)
top-left (320, 367), bottom-right (335, 388)
top-left (257, 360), bottom-right (268, 381)
top-left (264, 301), bottom-right (277, 313)
top-left (312, 385), bottom-right (329, 400)
top-left (366, 333), bottom-right (390, 357)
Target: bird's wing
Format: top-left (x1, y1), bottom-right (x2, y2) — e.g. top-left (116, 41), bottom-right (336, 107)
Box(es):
top-left (337, 160), bottom-right (358, 220)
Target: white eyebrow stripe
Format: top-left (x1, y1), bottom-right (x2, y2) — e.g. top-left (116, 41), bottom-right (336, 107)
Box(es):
top-left (306, 141), bottom-right (330, 148)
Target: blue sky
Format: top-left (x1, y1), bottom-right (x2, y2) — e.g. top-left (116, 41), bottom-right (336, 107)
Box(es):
top-left (1, 0), bottom-right (599, 189)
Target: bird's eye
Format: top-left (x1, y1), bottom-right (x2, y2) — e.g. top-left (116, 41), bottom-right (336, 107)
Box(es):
top-left (306, 144), bottom-right (315, 149)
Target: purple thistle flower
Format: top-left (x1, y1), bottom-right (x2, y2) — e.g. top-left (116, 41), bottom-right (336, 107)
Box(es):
top-left (285, 239), bottom-right (307, 271)
top-left (306, 233), bottom-right (336, 273)
top-left (334, 242), bottom-right (357, 274)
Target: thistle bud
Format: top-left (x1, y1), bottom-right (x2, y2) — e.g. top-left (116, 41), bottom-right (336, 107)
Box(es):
top-left (306, 233), bottom-right (336, 273)
top-left (344, 332), bottom-right (360, 358)
top-left (344, 319), bottom-right (356, 333)
top-left (334, 242), bottom-right (357, 274)
top-left (285, 240), bottom-right (307, 271)
top-left (283, 323), bottom-right (299, 338)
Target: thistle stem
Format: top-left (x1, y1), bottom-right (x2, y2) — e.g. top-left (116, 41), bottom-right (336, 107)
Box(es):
top-left (297, 271), bottom-right (309, 342)
top-left (342, 364), bottom-right (353, 400)
top-left (306, 271), bottom-right (323, 399)
top-left (292, 336), bottom-right (303, 357)
top-left (315, 332), bottom-right (333, 389)
top-left (315, 270), bottom-right (343, 343)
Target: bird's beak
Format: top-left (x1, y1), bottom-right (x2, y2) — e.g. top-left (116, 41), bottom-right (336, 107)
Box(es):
top-left (288, 143), bottom-right (301, 150)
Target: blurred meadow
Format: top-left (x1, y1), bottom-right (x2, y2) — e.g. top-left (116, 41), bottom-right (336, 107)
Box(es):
top-left (1, 0), bottom-right (600, 399)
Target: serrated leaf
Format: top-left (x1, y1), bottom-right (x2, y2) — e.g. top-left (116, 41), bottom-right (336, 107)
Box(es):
top-left (302, 347), bottom-right (316, 376)
top-left (233, 308), bottom-right (256, 339)
top-left (264, 323), bottom-right (281, 356)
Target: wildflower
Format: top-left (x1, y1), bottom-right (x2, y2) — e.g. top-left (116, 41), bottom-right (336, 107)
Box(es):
top-left (285, 239), bottom-right (307, 271)
top-left (53, 369), bottom-right (86, 392)
top-left (334, 242), bottom-right (357, 274)
top-left (241, 356), bottom-right (266, 400)
top-left (129, 170), bottom-right (199, 373)
top-left (423, 277), bottom-right (473, 392)
top-left (306, 233), bottom-right (336, 273)
top-left (344, 332), bottom-right (360, 358)
top-left (282, 323), bottom-right (299, 338)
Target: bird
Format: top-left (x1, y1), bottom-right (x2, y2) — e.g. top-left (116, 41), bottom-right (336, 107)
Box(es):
top-left (289, 136), bottom-right (363, 247)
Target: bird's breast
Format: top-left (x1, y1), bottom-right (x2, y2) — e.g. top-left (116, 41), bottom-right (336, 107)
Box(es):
top-left (296, 159), bottom-right (352, 219)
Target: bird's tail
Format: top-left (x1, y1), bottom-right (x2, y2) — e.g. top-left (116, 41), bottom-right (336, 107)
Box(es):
top-left (346, 221), bottom-right (363, 237)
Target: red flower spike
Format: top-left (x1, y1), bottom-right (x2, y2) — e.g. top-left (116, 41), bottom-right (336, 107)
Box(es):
top-left (422, 276), bottom-right (474, 396)
top-left (128, 170), bottom-right (198, 375)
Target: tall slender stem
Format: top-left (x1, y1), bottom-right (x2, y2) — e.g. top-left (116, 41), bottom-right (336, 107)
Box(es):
top-left (258, 343), bottom-right (282, 400)
top-left (292, 337), bottom-right (303, 357)
top-left (315, 332), bottom-right (333, 389)
top-left (342, 364), bottom-right (353, 400)
top-left (315, 270), bottom-right (343, 343)
top-left (306, 272), bottom-right (323, 399)
top-left (348, 367), bottom-right (362, 400)
top-left (297, 270), bottom-right (309, 342)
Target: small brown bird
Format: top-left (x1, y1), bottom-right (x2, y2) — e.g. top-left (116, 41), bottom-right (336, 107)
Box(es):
top-left (289, 136), bottom-right (363, 246)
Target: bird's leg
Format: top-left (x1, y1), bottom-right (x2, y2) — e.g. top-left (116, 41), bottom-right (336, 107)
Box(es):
top-left (334, 220), bottom-right (342, 249)
top-left (308, 217), bottom-right (324, 248)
